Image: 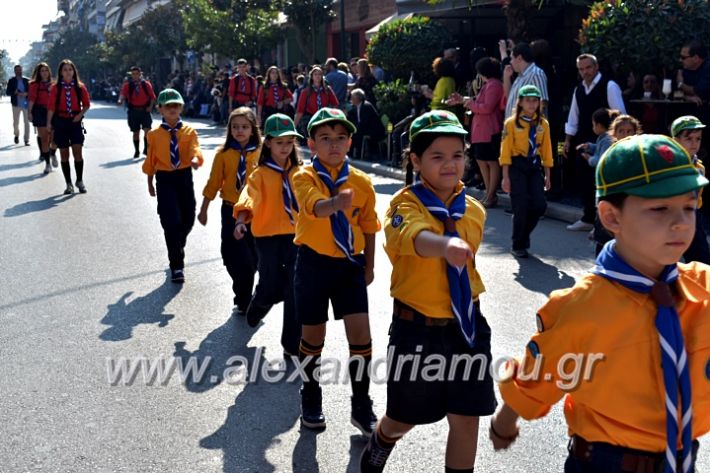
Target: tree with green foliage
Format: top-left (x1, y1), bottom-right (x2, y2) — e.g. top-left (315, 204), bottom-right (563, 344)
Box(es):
top-left (180, 0), bottom-right (283, 60)
top-left (43, 28), bottom-right (103, 79)
top-left (0, 49), bottom-right (11, 83)
top-left (282, 0), bottom-right (335, 65)
top-left (579, 0), bottom-right (710, 76)
top-left (366, 16), bottom-right (451, 84)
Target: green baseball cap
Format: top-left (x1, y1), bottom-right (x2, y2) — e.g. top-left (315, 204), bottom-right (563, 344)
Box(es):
top-left (518, 84), bottom-right (542, 98)
top-left (671, 115), bottom-right (706, 138)
top-left (307, 107), bottom-right (356, 136)
top-left (596, 134), bottom-right (708, 198)
top-left (409, 110), bottom-right (468, 142)
top-left (157, 88), bottom-right (184, 106)
top-left (264, 113), bottom-right (303, 138)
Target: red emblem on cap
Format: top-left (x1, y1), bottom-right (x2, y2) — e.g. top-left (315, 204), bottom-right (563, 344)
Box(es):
top-left (437, 111), bottom-right (449, 118)
top-left (281, 119), bottom-right (290, 126)
top-left (657, 145), bottom-right (675, 164)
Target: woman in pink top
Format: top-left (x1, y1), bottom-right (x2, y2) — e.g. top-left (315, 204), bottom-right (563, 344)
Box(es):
top-left (449, 57), bottom-right (504, 207)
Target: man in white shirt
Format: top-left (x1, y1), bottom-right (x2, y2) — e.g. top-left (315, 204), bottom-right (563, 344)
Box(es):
top-left (563, 53), bottom-right (626, 231)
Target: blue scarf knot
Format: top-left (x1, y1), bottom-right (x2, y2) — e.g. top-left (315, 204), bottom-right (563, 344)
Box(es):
top-left (160, 120), bottom-right (183, 169)
top-left (230, 141), bottom-right (258, 191)
top-left (264, 158), bottom-right (299, 225)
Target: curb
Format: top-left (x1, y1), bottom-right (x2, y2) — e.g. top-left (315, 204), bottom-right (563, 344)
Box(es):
top-left (349, 158), bottom-right (584, 224)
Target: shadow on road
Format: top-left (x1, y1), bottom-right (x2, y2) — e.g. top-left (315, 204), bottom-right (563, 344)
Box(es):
top-left (181, 316), bottom-right (302, 472)
top-left (99, 277), bottom-right (181, 341)
top-left (0, 171), bottom-right (50, 188)
top-left (513, 255), bottom-right (576, 296)
top-left (4, 193), bottom-right (74, 217)
top-left (100, 157), bottom-right (143, 169)
top-left (0, 159), bottom-right (39, 173)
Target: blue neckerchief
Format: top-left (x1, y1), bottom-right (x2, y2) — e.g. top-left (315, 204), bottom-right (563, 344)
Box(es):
top-left (592, 241), bottom-right (693, 473)
top-left (271, 83), bottom-right (280, 105)
top-left (312, 157), bottom-right (358, 264)
top-left (409, 182), bottom-right (477, 347)
top-left (263, 158), bottom-right (299, 225)
top-left (520, 115), bottom-right (538, 162)
top-left (160, 120), bottom-right (183, 169)
top-left (63, 81), bottom-right (75, 114)
top-left (315, 86), bottom-right (323, 109)
top-left (230, 141), bottom-right (258, 191)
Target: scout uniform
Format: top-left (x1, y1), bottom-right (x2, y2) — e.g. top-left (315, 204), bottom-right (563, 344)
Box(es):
top-left (499, 84), bottom-right (553, 256)
top-left (672, 116), bottom-right (710, 265)
top-left (361, 111), bottom-right (497, 473)
top-left (498, 135), bottom-right (710, 473)
top-left (257, 82), bottom-right (293, 127)
top-left (28, 79), bottom-right (51, 128)
top-left (291, 108), bottom-right (380, 434)
top-left (228, 73), bottom-right (257, 108)
top-left (47, 79), bottom-right (90, 149)
top-left (142, 89), bottom-right (203, 280)
top-left (233, 114), bottom-right (302, 354)
top-left (121, 77), bottom-right (156, 131)
top-left (201, 120), bottom-right (260, 312)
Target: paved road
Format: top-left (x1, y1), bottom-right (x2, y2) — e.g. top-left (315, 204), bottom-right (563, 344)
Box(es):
top-left (1, 99), bottom-right (707, 472)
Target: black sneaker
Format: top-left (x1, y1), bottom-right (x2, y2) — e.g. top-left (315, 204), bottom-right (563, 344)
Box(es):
top-left (143, 148), bottom-right (148, 156)
top-left (171, 269), bottom-right (185, 283)
top-left (246, 303), bottom-right (268, 327)
top-left (360, 431), bottom-right (394, 473)
top-left (133, 150), bottom-right (140, 159)
top-left (14, 136), bottom-right (18, 144)
top-left (351, 396), bottom-right (377, 437)
top-left (300, 387), bottom-right (326, 429)
top-left (232, 306), bottom-right (247, 317)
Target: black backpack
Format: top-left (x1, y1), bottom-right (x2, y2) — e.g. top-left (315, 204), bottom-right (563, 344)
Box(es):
top-left (128, 80), bottom-right (149, 102)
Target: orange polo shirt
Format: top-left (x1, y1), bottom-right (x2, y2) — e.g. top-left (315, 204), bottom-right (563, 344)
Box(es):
top-left (292, 160), bottom-right (380, 257)
top-left (233, 162), bottom-right (301, 237)
top-left (202, 146), bottom-right (260, 204)
top-left (384, 182), bottom-right (486, 318)
top-left (499, 263), bottom-right (710, 452)
top-left (142, 124), bottom-right (204, 175)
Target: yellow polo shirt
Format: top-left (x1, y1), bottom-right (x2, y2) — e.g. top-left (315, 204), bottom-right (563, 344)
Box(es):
top-left (500, 263), bottom-right (710, 452)
top-left (384, 182), bottom-right (486, 318)
top-left (202, 146), bottom-right (260, 204)
top-left (499, 115), bottom-right (554, 167)
top-left (142, 125), bottom-right (203, 175)
top-left (292, 160), bottom-right (380, 257)
top-left (233, 163), bottom-right (300, 237)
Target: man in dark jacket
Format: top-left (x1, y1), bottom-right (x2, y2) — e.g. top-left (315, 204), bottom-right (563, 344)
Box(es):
top-left (347, 88), bottom-right (385, 161)
top-left (6, 65), bottom-right (30, 145)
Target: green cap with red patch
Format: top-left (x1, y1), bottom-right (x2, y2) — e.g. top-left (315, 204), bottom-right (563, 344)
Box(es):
top-left (307, 107), bottom-right (356, 136)
top-left (670, 115), bottom-right (706, 138)
top-left (264, 113), bottom-right (303, 138)
top-left (596, 134), bottom-right (708, 198)
top-left (157, 88), bottom-right (184, 106)
top-left (408, 110), bottom-right (468, 142)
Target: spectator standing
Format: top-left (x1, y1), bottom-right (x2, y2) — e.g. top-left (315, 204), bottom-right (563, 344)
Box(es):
top-left (347, 88), bottom-right (385, 160)
top-left (7, 65), bottom-right (30, 145)
top-left (563, 53), bottom-right (626, 231)
top-left (354, 59), bottom-right (378, 107)
top-left (325, 58), bottom-right (349, 107)
top-left (424, 58), bottom-right (456, 113)
top-left (502, 43), bottom-right (548, 120)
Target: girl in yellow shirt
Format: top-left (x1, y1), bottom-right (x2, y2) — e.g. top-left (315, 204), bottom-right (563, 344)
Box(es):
top-left (197, 107), bottom-right (261, 315)
top-left (232, 114), bottom-right (303, 356)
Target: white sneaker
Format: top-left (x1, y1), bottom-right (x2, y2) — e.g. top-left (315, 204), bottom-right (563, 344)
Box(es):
top-left (43, 163), bottom-right (52, 174)
top-left (566, 220), bottom-right (594, 231)
top-left (51, 153), bottom-right (58, 168)
top-left (75, 180), bottom-right (87, 194)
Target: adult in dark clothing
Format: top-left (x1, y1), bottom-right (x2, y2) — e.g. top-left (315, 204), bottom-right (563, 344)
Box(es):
top-left (347, 88), bottom-right (385, 160)
top-left (6, 65), bottom-right (30, 145)
top-left (677, 39), bottom-right (710, 157)
top-left (444, 48), bottom-right (471, 91)
top-left (354, 59), bottom-right (378, 107)
top-left (562, 54), bottom-right (626, 231)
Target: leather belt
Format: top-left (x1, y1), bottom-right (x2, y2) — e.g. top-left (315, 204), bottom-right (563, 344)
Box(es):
top-left (223, 200), bottom-right (236, 207)
top-left (393, 299), bottom-right (479, 327)
top-left (569, 436), bottom-right (664, 473)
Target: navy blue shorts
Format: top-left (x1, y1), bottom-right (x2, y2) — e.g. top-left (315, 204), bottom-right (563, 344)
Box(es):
top-left (31, 105), bottom-right (48, 128)
top-left (52, 116), bottom-right (84, 148)
top-left (128, 107), bottom-right (153, 132)
top-left (385, 300), bottom-right (497, 424)
top-left (293, 245), bottom-right (368, 325)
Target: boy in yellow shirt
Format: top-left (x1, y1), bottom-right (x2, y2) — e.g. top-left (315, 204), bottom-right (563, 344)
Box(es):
top-left (491, 135), bottom-right (710, 473)
top-left (142, 89), bottom-right (203, 282)
top-left (292, 107), bottom-right (380, 435)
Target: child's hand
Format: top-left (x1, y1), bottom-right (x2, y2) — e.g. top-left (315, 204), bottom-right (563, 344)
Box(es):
top-left (503, 65), bottom-right (514, 80)
top-left (197, 210), bottom-right (207, 226)
top-left (446, 92), bottom-right (463, 105)
top-left (445, 237), bottom-right (473, 268)
top-left (233, 222), bottom-right (247, 240)
top-left (501, 177), bottom-right (511, 194)
top-left (581, 152), bottom-right (590, 161)
top-left (489, 415), bottom-right (519, 451)
top-left (148, 183), bottom-right (156, 197)
top-left (191, 157), bottom-right (200, 170)
top-left (334, 188), bottom-right (354, 212)
top-left (364, 265), bottom-right (374, 286)
top-left (576, 143), bottom-right (588, 151)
